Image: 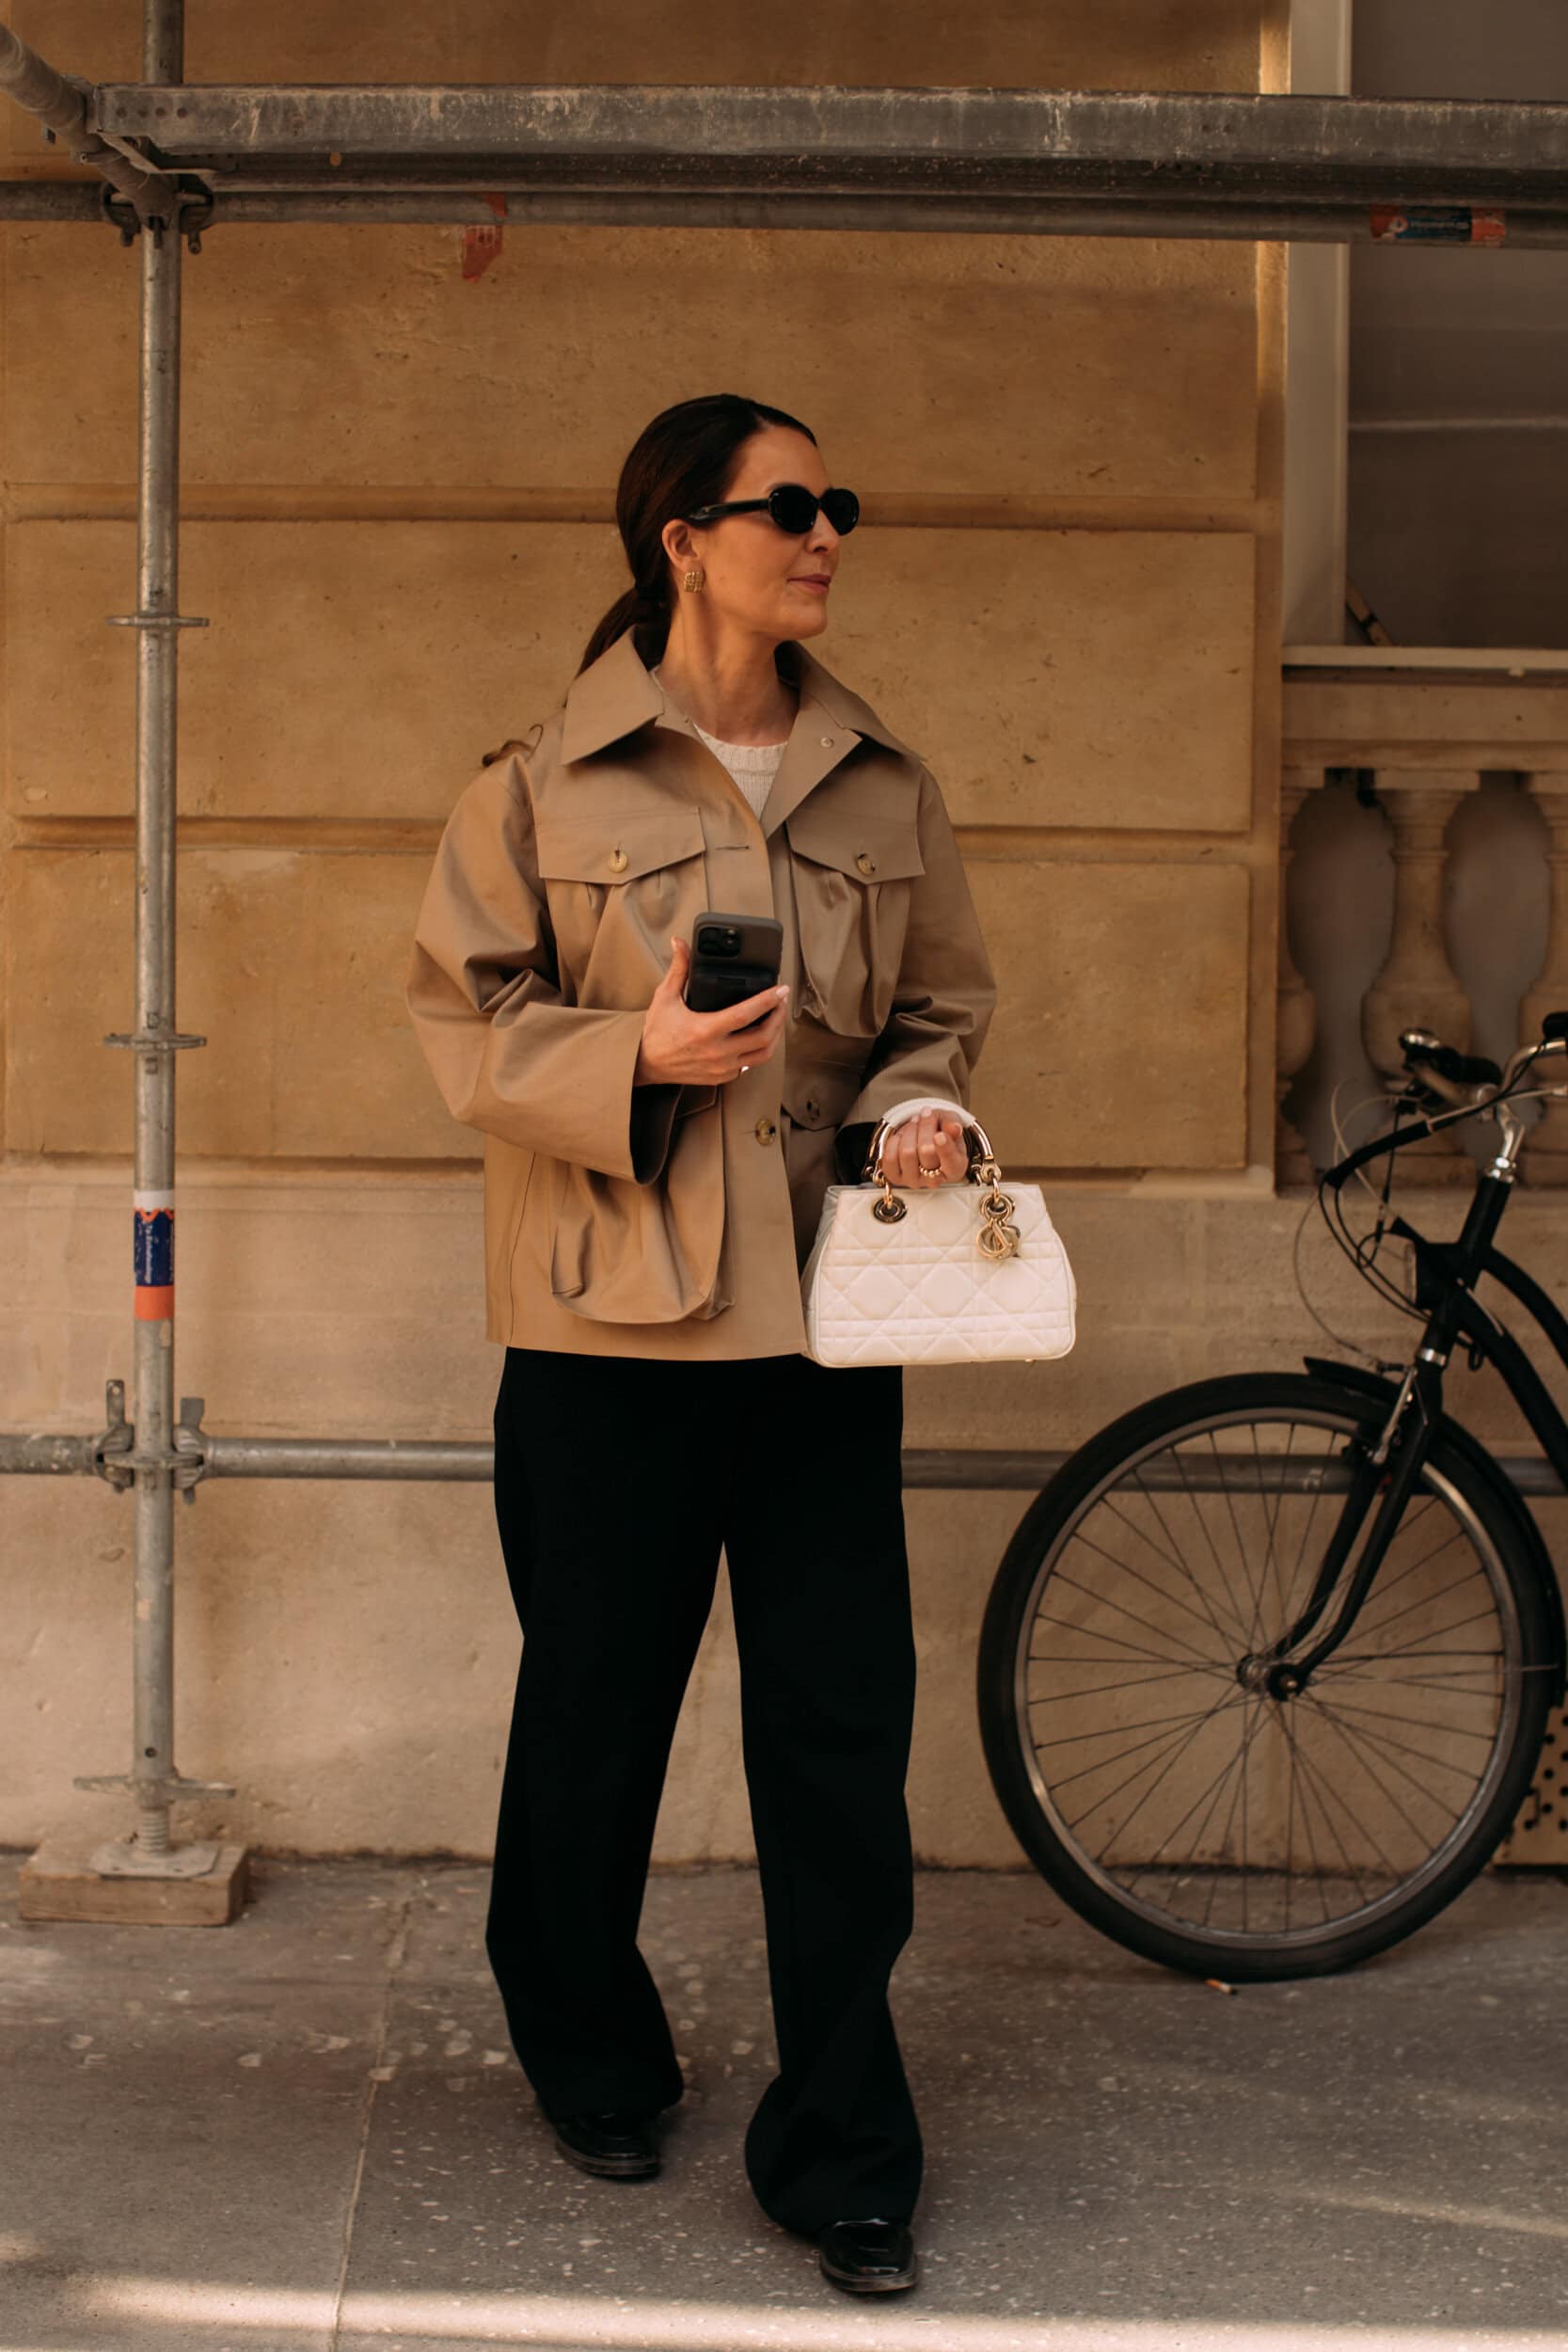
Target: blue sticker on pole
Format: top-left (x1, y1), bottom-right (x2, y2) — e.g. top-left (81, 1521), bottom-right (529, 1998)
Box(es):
top-left (1370, 204), bottom-right (1506, 246)
top-left (134, 1190), bottom-right (174, 1321)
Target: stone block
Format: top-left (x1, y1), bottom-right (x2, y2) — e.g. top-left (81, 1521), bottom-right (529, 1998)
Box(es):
top-left (19, 1839), bottom-right (249, 1926)
top-left (9, 520), bottom-right (1257, 830)
top-left (967, 858), bottom-right (1252, 1168)
top-left (4, 843), bottom-right (460, 1158)
top-left (7, 519), bottom-right (574, 820)
top-left (8, 0), bottom-right (1261, 107)
top-left (8, 203), bottom-right (1257, 497)
top-left (837, 531), bottom-right (1257, 832)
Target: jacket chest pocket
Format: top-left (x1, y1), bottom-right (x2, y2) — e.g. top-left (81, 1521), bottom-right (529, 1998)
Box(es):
top-left (534, 804), bottom-right (709, 1003)
top-left (784, 803), bottom-right (925, 1040)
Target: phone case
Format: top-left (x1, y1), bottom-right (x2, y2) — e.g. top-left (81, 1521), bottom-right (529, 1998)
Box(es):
top-left (684, 912), bottom-right (784, 1017)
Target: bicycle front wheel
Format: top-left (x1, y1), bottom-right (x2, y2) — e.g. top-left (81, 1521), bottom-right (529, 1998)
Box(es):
top-left (977, 1373), bottom-right (1557, 1979)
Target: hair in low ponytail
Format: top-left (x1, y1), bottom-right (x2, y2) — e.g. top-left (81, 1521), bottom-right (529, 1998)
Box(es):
top-left (577, 393), bottom-right (817, 684)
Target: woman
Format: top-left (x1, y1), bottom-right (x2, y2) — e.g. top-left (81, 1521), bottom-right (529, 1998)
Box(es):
top-left (404, 392), bottom-right (996, 2298)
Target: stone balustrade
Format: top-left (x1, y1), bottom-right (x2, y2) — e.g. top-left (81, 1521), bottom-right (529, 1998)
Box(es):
top-left (1279, 666), bottom-right (1568, 1184)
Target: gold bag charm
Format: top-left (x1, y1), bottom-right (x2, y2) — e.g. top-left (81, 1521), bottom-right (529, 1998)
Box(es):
top-left (974, 1157), bottom-right (1022, 1261)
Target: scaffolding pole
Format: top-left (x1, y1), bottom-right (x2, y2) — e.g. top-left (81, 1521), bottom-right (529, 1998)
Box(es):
top-left (8, 0), bottom-right (234, 1895)
top-left (3, 1427), bottom-right (1565, 1496)
top-left (9, 177), bottom-right (1568, 244)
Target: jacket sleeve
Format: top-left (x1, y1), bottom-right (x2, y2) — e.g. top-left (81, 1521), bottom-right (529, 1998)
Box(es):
top-left (838, 761), bottom-right (999, 1136)
top-left (404, 754), bottom-right (687, 1183)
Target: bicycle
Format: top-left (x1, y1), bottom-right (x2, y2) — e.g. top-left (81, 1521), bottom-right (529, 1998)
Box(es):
top-left (977, 1013), bottom-right (1568, 1981)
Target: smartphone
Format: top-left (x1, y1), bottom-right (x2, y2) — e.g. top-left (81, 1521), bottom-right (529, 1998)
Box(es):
top-left (684, 913), bottom-right (784, 1023)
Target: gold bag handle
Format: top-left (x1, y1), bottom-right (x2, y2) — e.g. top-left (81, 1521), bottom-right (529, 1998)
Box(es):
top-left (859, 1110), bottom-right (1022, 1261)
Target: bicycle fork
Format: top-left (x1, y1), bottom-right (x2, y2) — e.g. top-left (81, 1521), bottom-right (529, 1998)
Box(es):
top-left (1239, 1357), bottom-right (1442, 1700)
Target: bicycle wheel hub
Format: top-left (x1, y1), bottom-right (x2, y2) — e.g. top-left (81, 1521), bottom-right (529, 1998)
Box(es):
top-left (1235, 1652), bottom-right (1307, 1698)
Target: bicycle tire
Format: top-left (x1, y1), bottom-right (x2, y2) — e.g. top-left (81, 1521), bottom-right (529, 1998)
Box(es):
top-left (977, 1372), bottom-right (1558, 1980)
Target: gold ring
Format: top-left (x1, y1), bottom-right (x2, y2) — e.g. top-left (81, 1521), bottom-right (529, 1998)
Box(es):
top-left (918, 1161), bottom-right (942, 1175)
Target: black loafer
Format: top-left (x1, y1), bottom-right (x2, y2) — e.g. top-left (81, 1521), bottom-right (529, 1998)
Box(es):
top-left (816, 2216), bottom-right (917, 2294)
top-left (546, 2106), bottom-right (661, 2179)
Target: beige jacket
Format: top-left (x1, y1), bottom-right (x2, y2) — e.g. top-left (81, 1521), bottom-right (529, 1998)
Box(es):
top-left (404, 628), bottom-right (998, 1359)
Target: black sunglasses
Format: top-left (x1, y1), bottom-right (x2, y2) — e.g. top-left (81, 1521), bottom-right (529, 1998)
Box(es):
top-left (683, 483), bottom-right (860, 537)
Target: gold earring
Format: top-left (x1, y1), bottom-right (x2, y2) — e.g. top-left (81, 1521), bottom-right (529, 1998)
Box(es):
top-left (682, 564), bottom-right (705, 593)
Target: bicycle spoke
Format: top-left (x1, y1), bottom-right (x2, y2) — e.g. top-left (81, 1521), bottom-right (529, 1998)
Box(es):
top-left (1307, 1691), bottom-right (1495, 1743)
top-left (1059, 1518), bottom-right (1246, 1657)
top-left (1278, 1445), bottom-right (1336, 1635)
top-left (1032, 1703), bottom-right (1231, 1750)
top-left (1278, 1706), bottom-right (1329, 1930)
top-left (1205, 1700), bottom-right (1272, 1929)
top-left (1319, 1666), bottom-right (1502, 1696)
top-left (1249, 1420), bottom-right (1299, 1647)
top-left (1060, 1685), bottom-right (1247, 1840)
top-left (1025, 1663), bottom-right (1225, 1703)
top-left (1026, 1612), bottom-right (1230, 1673)
top-left (1351, 1555), bottom-right (1490, 1648)
top-left (1110, 1479), bottom-right (1255, 1653)
top-left (1117, 1699), bottom-right (1274, 1922)
top-left (1337, 1612), bottom-right (1501, 1661)
top-left (1279, 1709), bottom-right (1381, 1907)
top-left (1345, 1515), bottom-right (1468, 1629)
top-left (1169, 1443), bottom-right (1260, 1642)
top-left (1119, 1714), bottom-right (1259, 1899)
top-left (1049, 1561), bottom-right (1224, 1672)
top-left (1299, 1690), bottom-right (1457, 1846)
top-left (1305, 1693), bottom-right (1471, 1817)
top-left (1206, 1430), bottom-right (1272, 1646)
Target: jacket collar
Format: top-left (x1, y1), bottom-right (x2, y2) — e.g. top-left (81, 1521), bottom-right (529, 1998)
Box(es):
top-left (559, 626), bottom-right (924, 770)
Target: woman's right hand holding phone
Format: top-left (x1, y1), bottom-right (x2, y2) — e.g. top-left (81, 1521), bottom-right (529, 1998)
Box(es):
top-left (633, 933), bottom-right (790, 1088)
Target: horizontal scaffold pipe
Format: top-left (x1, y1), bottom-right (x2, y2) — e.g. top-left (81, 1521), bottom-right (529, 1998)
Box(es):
top-left (8, 179), bottom-right (1568, 244)
top-left (81, 85), bottom-right (1568, 210)
top-left (0, 1431), bottom-right (1564, 1495)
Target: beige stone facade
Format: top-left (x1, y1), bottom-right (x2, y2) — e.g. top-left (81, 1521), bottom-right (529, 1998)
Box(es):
top-left (4, 1), bottom-right (1323, 1861)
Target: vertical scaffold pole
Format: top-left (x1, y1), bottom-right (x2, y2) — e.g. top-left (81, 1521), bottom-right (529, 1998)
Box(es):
top-left (73, 0), bottom-right (239, 1886)
top-left (125, 0), bottom-right (185, 1863)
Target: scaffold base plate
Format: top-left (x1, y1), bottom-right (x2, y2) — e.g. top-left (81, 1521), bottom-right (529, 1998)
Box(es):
top-left (18, 1839), bottom-right (249, 1926)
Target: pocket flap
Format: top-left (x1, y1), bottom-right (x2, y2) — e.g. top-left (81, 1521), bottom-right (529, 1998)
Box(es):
top-left (785, 803), bottom-right (925, 882)
top-left (534, 804), bottom-right (707, 883)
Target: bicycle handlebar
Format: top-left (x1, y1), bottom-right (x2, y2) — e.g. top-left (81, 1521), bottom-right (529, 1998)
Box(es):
top-left (1321, 1013), bottom-right (1568, 1193)
top-left (1400, 1030), bottom-right (1504, 1090)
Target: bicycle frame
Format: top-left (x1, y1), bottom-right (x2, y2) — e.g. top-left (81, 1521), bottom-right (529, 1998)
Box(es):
top-left (1248, 1166), bottom-right (1568, 1701)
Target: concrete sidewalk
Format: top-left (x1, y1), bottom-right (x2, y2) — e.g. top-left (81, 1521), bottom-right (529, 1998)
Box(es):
top-left (2, 1851), bottom-right (1566, 2351)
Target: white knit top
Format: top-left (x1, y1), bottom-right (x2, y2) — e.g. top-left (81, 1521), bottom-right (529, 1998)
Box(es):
top-left (651, 661), bottom-right (790, 823)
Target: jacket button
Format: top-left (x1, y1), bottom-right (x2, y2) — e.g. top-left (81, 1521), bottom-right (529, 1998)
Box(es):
top-left (608, 846), bottom-right (628, 872)
top-left (754, 1117), bottom-right (777, 1145)
top-left (855, 850), bottom-right (877, 876)
top-left (820, 734), bottom-right (834, 747)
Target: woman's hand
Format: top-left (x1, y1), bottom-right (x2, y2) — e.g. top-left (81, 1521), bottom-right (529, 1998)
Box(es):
top-left (634, 934), bottom-right (790, 1088)
top-left (878, 1107), bottom-right (970, 1187)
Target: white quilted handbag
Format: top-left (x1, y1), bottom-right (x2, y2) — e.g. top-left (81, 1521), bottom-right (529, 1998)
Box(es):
top-left (800, 1094), bottom-right (1077, 1368)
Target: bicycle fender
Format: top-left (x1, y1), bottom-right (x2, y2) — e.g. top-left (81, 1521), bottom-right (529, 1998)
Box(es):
top-left (1303, 1353), bottom-right (1567, 1706)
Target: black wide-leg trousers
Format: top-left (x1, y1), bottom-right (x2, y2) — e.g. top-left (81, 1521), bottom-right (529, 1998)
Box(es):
top-left (485, 1343), bottom-right (924, 2236)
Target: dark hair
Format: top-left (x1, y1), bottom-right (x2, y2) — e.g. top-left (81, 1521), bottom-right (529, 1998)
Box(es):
top-left (577, 392), bottom-right (819, 683)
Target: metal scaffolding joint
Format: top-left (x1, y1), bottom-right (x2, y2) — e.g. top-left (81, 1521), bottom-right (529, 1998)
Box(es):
top-left (98, 177), bottom-right (215, 248)
top-left (74, 1773), bottom-right (236, 1807)
top-left (103, 1028), bottom-right (207, 1055)
top-left (104, 610), bottom-right (209, 629)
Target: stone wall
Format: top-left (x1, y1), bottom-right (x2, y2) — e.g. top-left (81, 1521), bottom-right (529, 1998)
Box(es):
top-left (1, 0), bottom-right (1292, 1860)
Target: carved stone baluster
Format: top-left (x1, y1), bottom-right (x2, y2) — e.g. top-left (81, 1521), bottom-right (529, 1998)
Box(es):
top-left (1519, 771), bottom-right (1568, 1180)
top-left (1275, 767), bottom-right (1320, 1184)
top-left (1362, 770), bottom-right (1481, 1181)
